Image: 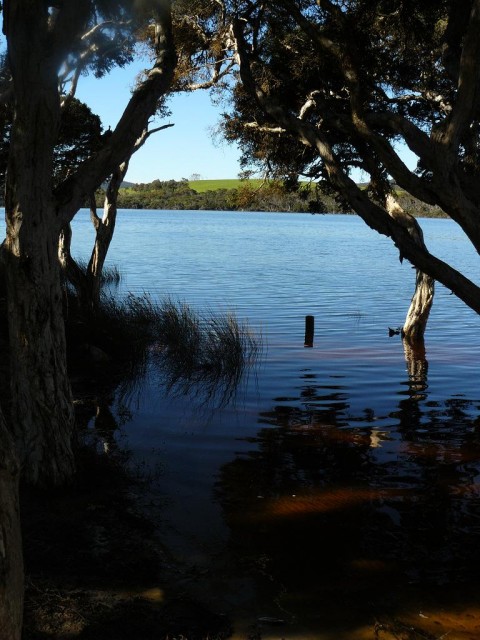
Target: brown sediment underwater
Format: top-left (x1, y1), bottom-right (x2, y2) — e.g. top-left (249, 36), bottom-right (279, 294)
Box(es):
top-left (246, 486), bottom-right (416, 520)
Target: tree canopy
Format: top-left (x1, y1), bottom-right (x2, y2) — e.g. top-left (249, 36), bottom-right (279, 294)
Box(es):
top-left (222, 0), bottom-right (480, 318)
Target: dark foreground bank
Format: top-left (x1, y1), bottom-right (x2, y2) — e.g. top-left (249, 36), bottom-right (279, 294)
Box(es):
top-left (21, 437), bottom-right (233, 640)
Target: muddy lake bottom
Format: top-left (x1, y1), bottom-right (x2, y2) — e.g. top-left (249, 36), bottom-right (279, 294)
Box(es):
top-left (45, 209), bottom-right (480, 638)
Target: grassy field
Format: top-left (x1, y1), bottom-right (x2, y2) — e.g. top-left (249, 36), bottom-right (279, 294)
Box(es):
top-left (188, 179), bottom-right (266, 192)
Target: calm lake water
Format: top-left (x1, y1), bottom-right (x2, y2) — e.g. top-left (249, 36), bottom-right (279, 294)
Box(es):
top-left (72, 210), bottom-right (480, 639)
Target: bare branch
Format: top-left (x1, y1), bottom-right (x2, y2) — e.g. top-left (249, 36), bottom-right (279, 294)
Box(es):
top-left (185, 58), bottom-right (235, 91)
top-left (80, 20), bottom-right (132, 43)
top-left (59, 21), bottom-right (133, 105)
top-left (299, 91), bottom-right (321, 120)
top-left (244, 122), bottom-right (286, 134)
top-left (60, 66), bottom-right (83, 109)
top-left (132, 122), bottom-right (175, 151)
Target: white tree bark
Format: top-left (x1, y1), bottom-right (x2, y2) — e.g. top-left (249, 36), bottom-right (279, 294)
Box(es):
top-left (385, 195), bottom-right (434, 341)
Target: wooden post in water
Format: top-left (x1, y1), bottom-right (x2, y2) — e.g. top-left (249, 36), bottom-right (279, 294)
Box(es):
top-left (304, 315), bottom-right (314, 347)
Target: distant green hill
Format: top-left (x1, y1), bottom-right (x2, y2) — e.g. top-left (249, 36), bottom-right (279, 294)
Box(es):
top-left (109, 178), bottom-right (446, 217)
top-left (188, 179), bottom-right (265, 192)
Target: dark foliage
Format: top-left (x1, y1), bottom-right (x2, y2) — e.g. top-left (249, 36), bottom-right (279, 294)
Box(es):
top-left (0, 97), bottom-right (103, 200)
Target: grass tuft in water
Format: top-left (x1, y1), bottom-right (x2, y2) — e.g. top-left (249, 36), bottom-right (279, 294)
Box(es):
top-left (66, 287), bottom-right (261, 406)
top-left (73, 259), bottom-right (123, 285)
top-left (154, 298), bottom-right (262, 405)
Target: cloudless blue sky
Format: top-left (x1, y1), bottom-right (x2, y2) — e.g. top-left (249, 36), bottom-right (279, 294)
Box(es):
top-left (75, 61), bottom-right (244, 183)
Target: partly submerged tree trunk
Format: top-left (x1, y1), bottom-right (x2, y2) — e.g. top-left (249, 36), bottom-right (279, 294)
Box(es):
top-left (385, 195), bottom-right (434, 342)
top-left (4, 0), bottom-right (75, 484)
top-left (402, 269), bottom-right (435, 342)
top-left (0, 406), bottom-right (23, 640)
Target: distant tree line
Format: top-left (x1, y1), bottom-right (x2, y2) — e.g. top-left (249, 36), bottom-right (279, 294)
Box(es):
top-left (94, 178), bottom-right (446, 216)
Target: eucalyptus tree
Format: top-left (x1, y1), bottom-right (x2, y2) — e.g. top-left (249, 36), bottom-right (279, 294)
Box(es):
top-left (222, 0), bottom-right (480, 340)
top-left (1, 0), bottom-right (236, 490)
top-left (0, 1), bottom-right (232, 634)
top-left (2, 0), bottom-right (177, 487)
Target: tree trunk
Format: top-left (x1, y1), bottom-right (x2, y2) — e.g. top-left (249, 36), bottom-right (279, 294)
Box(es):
top-left (4, 0), bottom-right (75, 485)
top-left (86, 165), bottom-right (127, 309)
top-left (58, 222), bottom-right (89, 302)
top-left (402, 269), bottom-right (435, 342)
top-left (0, 406), bottom-right (23, 640)
top-left (4, 207), bottom-right (75, 485)
top-left (385, 195), bottom-right (434, 341)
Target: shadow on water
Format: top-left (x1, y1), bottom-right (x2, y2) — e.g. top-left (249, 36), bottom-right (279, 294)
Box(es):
top-left (214, 337), bottom-right (480, 637)
top-left (78, 329), bottom-right (480, 638)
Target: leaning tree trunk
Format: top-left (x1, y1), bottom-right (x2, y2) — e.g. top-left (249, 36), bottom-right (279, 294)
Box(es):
top-left (385, 195), bottom-right (434, 342)
top-left (0, 405), bottom-right (23, 640)
top-left (4, 1), bottom-right (75, 484)
top-left (86, 163), bottom-right (128, 309)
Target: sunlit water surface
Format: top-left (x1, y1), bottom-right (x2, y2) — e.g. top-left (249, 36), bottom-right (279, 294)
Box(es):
top-left (72, 210), bottom-right (480, 638)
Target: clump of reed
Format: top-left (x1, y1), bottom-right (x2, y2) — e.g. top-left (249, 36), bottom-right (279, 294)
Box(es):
top-left (154, 298), bottom-right (262, 405)
top-left (66, 291), bottom-right (160, 391)
top-left (67, 258), bottom-right (122, 287)
top-left (65, 281), bottom-right (261, 406)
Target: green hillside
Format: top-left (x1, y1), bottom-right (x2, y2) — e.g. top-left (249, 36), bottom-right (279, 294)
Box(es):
top-left (188, 178), bottom-right (265, 192)
top-left (107, 178), bottom-right (446, 217)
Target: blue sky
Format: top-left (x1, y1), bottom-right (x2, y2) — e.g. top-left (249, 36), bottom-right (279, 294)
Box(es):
top-left (75, 62), bottom-right (244, 183)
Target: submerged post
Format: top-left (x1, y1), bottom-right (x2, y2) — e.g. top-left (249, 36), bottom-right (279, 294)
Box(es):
top-left (304, 315), bottom-right (314, 347)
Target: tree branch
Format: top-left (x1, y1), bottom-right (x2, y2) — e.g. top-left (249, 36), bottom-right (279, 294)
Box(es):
top-left (244, 122), bottom-right (286, 134)
top-left (49, 0), bottom-right (92, 70)
top-left (185, 58), bottom-right (235, 91)
top-left (277, 0), bottom-right (480, 251)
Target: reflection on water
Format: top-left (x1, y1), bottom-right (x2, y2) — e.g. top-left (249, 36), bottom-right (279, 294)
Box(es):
top-left (212, 339), bottom-right (480, 637)
top-left (69, 211), bottom-right (480, 637)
